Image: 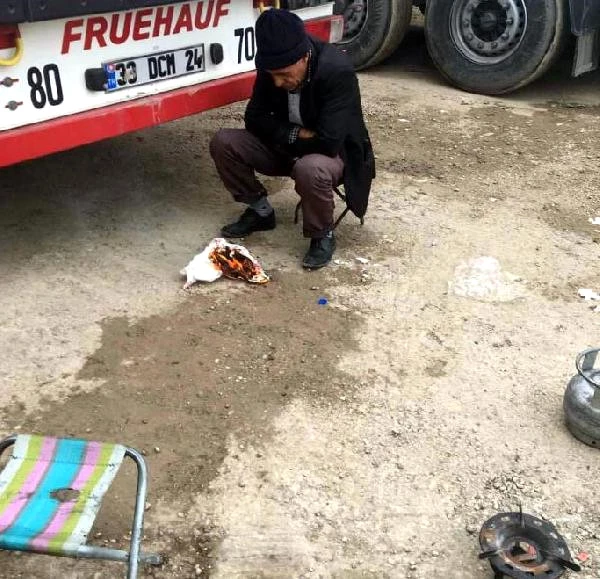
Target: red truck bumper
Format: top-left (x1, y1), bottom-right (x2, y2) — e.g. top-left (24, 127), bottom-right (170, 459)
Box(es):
top-left (0, 15), bottom-right (342, 168)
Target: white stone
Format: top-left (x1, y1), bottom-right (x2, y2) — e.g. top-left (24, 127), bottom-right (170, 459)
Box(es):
top-left (449, 257), bottom-right (525, 303)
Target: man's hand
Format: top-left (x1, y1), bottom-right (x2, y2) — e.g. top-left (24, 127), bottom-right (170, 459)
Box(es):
top-left (298, 128), bottom-right (317, 139)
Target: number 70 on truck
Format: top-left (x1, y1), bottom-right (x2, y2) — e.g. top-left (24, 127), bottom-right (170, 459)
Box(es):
top-left (0, 0), bottom-right (343, 167)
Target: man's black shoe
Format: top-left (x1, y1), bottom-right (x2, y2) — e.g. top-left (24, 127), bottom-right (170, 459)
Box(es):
top-left (221, 207), bottom-right (276, 238)
top-left (302, 234), bottom-right (336, 269)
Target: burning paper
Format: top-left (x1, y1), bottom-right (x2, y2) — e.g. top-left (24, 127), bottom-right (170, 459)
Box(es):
top-left (180, 238), bottom-right (269, 289)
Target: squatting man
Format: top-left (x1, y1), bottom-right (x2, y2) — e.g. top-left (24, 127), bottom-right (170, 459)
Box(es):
top-left (210, 8), bottom-right (375, 269)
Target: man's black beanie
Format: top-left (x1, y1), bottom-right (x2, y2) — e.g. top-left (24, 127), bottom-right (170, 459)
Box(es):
top-left (255, 9), bottom-right (310, 71)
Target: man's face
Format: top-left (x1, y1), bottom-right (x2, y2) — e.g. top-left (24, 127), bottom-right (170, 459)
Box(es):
top-left (268, 54), bottom-right (309, 91)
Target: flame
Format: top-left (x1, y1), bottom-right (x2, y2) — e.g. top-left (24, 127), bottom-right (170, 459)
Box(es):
top-left (181, 238), bottom-right (270, 288)
top-left (209, 243), bottom-right (269, 284)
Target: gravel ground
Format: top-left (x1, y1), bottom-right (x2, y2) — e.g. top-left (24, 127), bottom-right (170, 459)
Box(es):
top-left (1, 23), bottom-right (600, 579)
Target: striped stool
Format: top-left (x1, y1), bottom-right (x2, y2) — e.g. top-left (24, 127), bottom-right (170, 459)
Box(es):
top-left (0, 434), bottom-right (162, 578)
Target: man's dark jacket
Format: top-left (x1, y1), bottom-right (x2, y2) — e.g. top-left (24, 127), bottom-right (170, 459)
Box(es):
top-left (244, 37), bottom-right (375, 219)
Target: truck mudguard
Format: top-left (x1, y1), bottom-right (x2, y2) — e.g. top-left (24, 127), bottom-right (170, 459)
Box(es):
top-left (570, 0), bottom-right (600, 35)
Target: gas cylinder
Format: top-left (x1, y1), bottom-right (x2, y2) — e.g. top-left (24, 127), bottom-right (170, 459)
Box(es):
top-left (564, 348), bottom-right (600, 448)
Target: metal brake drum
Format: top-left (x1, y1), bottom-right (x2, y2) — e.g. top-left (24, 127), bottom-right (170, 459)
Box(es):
top-left (479, 510), bottom-right (580, 579)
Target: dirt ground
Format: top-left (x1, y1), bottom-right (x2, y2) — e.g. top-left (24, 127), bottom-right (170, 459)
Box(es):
top-left (1, 22), bottom-right (600, 579)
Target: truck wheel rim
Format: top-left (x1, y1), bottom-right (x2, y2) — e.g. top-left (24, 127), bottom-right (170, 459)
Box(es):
top-left (334, 0), bottom-right (368, 43)
top-left (450, 0), bottom-right (528, 65)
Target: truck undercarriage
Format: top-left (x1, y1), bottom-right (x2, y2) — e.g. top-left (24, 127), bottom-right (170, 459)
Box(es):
top-left (333, 0), bottom-right (600, 94)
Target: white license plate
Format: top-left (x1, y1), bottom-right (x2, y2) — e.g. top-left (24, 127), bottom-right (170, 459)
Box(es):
top-left (103, 43), bottom-right (206, 92)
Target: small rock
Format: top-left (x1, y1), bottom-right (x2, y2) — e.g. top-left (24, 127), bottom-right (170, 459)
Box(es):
top-left (579, 288), bottom-right (600, 301)
top-left (577, 551), bottom-right (590, 563)
top-left (154, 447), bottom-right (161, 453)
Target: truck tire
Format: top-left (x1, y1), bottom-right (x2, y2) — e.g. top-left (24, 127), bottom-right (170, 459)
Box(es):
top-left (425, 0), bottom-right (568, 95)
top-left (334, 0), bottom-right (413, 70)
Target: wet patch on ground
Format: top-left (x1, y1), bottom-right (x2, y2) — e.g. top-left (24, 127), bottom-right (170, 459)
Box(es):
top-left (0, 271), bottom-right (361, 578)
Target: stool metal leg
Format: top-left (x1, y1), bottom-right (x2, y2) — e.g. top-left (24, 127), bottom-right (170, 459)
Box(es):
top-left (0, 435), bottom-right (16, 458)
top-left (125, 447), bottom-right (151, 579)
